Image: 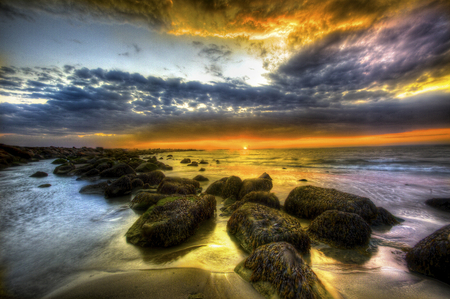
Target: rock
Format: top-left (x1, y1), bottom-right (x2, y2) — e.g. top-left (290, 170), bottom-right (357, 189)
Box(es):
top-left (0, 149), bottom-right (15, 168)
top-left (221, 191), bottom-right (280, 216)
top-left (105, 176), bottom-right (133, 198)
top-left (180, 158), bottom-right (191, 164)
top-left (38, 184), bottom-right (51, 188)
top-left (307, 210), bottom-right (372, 249)
top-left (126, 194), bottom-right (216, 247)
top-left (222, 176), bottom-right (243, 199)
top-left (406, 224), bottom-right (450, 284)
top-left (285, 185), bottom-right (378, 224)
top-left (222, 195), bottom-right (237, 208)
top-left (371, 207), bottom-right (401, 226)
top-left (199, 168), bottom-right (205, 171)
top-left (199, 160), bottom-right (208, 164)
top-left (30, 171), bottom-right (48, 178)
top-left (238, 178), bottom-right (273, 200)
top-left (51, 158), bottom-right (67, 165)
top-left (128, 159), bottom-right (145, 169)
top-left (227, 203), bottom-right (310, 254)
top-left (216, 160), bottom-right (220, 164)
top-left (0, 144), bottom-right (33, 159)
top-left (205, 177), bottom-right (228, 196)
top-left (100, 163), bottom-right (136, 178)
top-left (72, 164), bottom-right (96, 176)
top-left (137, 170), bottom-right (165, 185)
top-left (157, 177), bottom-right (200, 195)
top-left (131, 178), bottom-right (144, 189)
top-left (130, 192), bottom-right (171, 210)
top-left (258, 172), bottom-right (272, 180)
top-left (96, 162), bottom-right (113, 172)
top-left (53, 163), bottom-right (75, 175)
top-left (82, 168), bottom-right (100, 177)
top-left (299, 179), bottom-right (308, 182)
top-left (79, 182), bottom-right (109, 194)
top-left (425, 198), bottom-right (450, 212)
top-left (136, 162), bottom-right (159, 173)
top-left (187, 161), bottom-right (198, 167)
top-left (235, 242), bottom-right (330, 299)
top-left (193, 175), bottom-right (209, 182)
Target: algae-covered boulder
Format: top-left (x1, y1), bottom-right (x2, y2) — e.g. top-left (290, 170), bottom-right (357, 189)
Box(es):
top-left (53, 163), bottom-right (75, 175)
top-left (425, 198), bottom-right (450, 212)
top-left (126, 194), bottom-right (216, 247)
top-left (131, 178), bottom-right (144, 189)
top-left (130, 193), bottom-right (171, 210)
top-left (307, 210), bottom-right (372, 249)
top-left (371, 207), bottom-right (400, 226)
top-left (157, 177), bottom-right (200, 195)
top-left (227, 203), bottom-right (310, 254)
top-left (205, 177), bottom-right (228, 196)
top-left (137, 170), bottom-right (165, 185)
top-left (285, 185), bottom-right (378, 224)
top-left (222, 176), bottom-right (243, 199)
top-left (30, 171), bottom-right (48, 178)
top-left (235, 242), bottom-right (330, 299)
top-left (193, 175), bottom-right (209, 182)
top-left (136, 162), bottom-right (159, 173)
top-left (105, 176), bottom-right (132, 198)
top-left (221, 191), bottom-right (280, 216)
top-left (79, 182), bottom-right (109, 195)
top-left (82, 168), bottom-right (100, 177)
top-left (51, 158), bottom-right (67, 164)
top-left (100, 163), bottom-right (136, 178)
top-left (238, 178), bottom-right (273, 200)
top-left (180, 158), bottom-right (191, 164)
top-left (406, 224), bottom-right (450, 284)
top-left (258, 172), bottom-right (272, 180)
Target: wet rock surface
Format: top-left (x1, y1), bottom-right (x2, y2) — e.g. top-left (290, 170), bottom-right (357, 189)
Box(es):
top-left (30, 171), bottom-right (48, 178)
top-left (156, 177), bottom-right (201, 195)
top-left (425, 198), bottom-right (450, 212)
top-left (238, 178), bottom-right (273, 200)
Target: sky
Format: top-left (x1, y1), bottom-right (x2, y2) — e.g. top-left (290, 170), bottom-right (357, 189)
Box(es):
top-left (0, 0), bottom-right (449, 149)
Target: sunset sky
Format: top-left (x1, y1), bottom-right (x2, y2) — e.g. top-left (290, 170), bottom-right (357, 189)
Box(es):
top-left (0, 0), bottom-right (449, 149)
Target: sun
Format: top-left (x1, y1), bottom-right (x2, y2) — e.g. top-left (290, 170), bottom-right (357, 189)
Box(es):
top-left (243, 146), bottom-right (248, 150)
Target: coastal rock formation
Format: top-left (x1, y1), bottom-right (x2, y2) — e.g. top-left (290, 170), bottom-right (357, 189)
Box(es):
top-left (131, 178), bottom-right (144, 189)
top-left (137, 170), bottom-right (165, 185)
top-left (51, 158), bottom-right (68, 164)
top-left (135, 162), bottom-right (158, 173)
top-left (221, 191), bottom-right (280, 216)
top-left (371, 207), bottom-right (401, 226)
top-left (104, 176), bottom-right (132, 198)
top-left (258, 172), bottom-right (272, 180)
top-left (406, 224), bottom-right (450, 284)
top-left (307, 210), bottom-right (372, 249)
top-left (53, 163), bottom-right (75, 175)
top-left (126, 194), bottom-right (216, 247)
top-left (222, 176), bottom-right (243, 199)
top-left (0, 144), bottom-right (33, 160)
top-left (30, 171), bottom-right (48, 178)
top-left (187, 161), bottom-right (198, 166)
top-left (425, 198), bottom-right (450, 212)
top-left (180, 158), bottom-right (191, 164)
top-left (79, 182), bottom-right (109, 195)
top-left (285, 186), bottom-right (378, 224)
top-left (227, 203), bottom-right (310, 254)
top-left (235, 242), bottom-right (330, 299)
top-left (130, 193), bottom-right (171, 210)
top-left (100, 163), bottom-right (136, 178)
top-left (205, 177), bottom-right (228, 196)
top-left (238, 178), bottom-right (273, 199)
top-left (193, 175), bottom-right (209, 182)
top-left (156, 177), bottom-right (200, 195)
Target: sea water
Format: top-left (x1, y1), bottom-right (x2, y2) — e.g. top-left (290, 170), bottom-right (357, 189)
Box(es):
top-left (1, 145), bottom-right (449, 298)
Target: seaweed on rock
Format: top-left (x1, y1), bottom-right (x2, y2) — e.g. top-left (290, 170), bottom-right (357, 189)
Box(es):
top-left (205, 177), bottom-right (228, 196)
top-left (371, 207), bottom-right (401, 226)
top-left (238, 178), bottom-right (273, 199)
top-left (126, 194), bottom-right (216, 247)
top-left (137, 170), bottom-right (165, 185)
top-left (227, 203), bottom-right (310, 254)
top-left (104, 175), bottom-right (133, 198)
top-left (285, 185), bottom-right (378, 224)
top-left (130, 192), bottom-right (171, 210)
top-left (156, 177), bottom-right (200, 195)
top-left (221, 191), bottom-right (280, 216)
top-left (222, 176), bottom-right (243, 199)
top-left (100, 163), bottom-right (136, 178)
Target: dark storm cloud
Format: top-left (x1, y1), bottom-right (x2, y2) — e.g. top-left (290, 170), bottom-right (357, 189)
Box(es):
top-left (1, 65), bottom-right (449, 140)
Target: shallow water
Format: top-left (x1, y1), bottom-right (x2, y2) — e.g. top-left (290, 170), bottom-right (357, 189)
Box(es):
top-left (1, 145), bottom-right (450, 298)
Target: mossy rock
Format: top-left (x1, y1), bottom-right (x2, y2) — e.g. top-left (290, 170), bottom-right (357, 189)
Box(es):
top-left (425, 198), bottom-right (450, 212)
top-left (53, 163), bottom-right (75, 175)
top-left (130, 193), bottom-right (171, 210)
top-left (193, 175), bottom-right (209, 182)
top-left (187, 161), bottom-right (199, 166)
top-left (72, 164), bottom-right (96, 176)
top-left (131, 178), bottom-right (144, 189)
top-left (105, 175), bottom-right (132, 198)
top-left (96, 162), bottom-right (113, 172)
top-left (227, 203), bottom-right (310, 254)
top-left (285, 185), bottom-right (378, 224)
top-left (100, 163), bottom-right (136, 178)
top-left (222, 175), bottom-right (243, 199)
top-left (137, 170), bottom-right (165, 185)
top-left (157, 177), bottom-right (200, 195)
top-left (221, 191), bottom-right (280, 216)
top-left (79, 182), bottom-right (109, 194)
top-left (136, 162), bottom-right (159, 173)
top-left (82, 168), bottom-right (100, 177)
top-left (371, 207), bottom-right (401, 226)
top-left (205, 177), bottom-right (228, 196)
top-left (128, 159), bottom-right (145, 169)
top-left (235, 242), bottom-right (331, 299)
top-left (258, 172), bottom-right (272, 180)
top-left (307, 210), bottom-right (372, 249)
top-left (238, 178), bottom-right (273, 200)
top-left (180, 158), bottom-right (191, 164)
top-left (51, 158), bottom-right (67, 164)
top-left (30, 171), bottom-right (48, 178)
top-left (406, 224), bottom-right (450, 284)
top-left (126, 194), bottom-right (216, 247)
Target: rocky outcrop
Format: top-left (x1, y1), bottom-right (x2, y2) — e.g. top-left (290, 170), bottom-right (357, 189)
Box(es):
top-left (53, 163), bottom-right (75, 175)
top-left (307, 210), bottom-right (372, 249)
top-left (238, 178), bottom-right (273, 199)
top-left (135, 162), bottom-right (158, 173)
top-left (156, 177), bottom-right (200, 195)
top-left (406, 224), bottom-right (450, 284)
top-left (136, 170), bottom-right (165, 186)
top-left (235, 242), bottom-right (330, 299)
top-left (51, 158), bottom-right (67, 165)
top-left (100, 163), bottom-right (136, 178)
top-left (371, 207), bottom-right (401, 226)
top-left (285, 186), bottom-right (378, 224)
top-left (221, 191), bottom-right (280, 216)
top-left (205, 177), bottom-right (228, 196)
top-left (79, 182), bottom-right (109, 195)
top-left (227, 203), bottom-right (310, 254)
top-left (129, 192), bottom-right (171, 210)
top-left (425, 198), bottom-right (450, 212)
top-left (126, 194), bottom-right (216, 247)
top-left (104, 176), bottom-right (132, 198)
top-left (222, 176), bottom-right (243, 199)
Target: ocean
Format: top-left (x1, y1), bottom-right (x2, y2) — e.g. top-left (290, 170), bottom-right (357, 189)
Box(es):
top-left (1, 145), bottom-right (449, 298)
